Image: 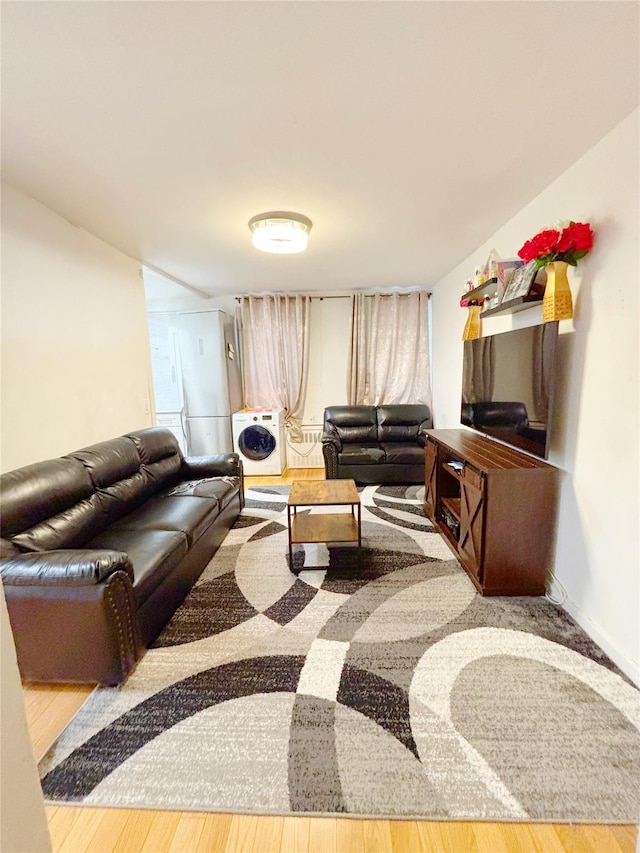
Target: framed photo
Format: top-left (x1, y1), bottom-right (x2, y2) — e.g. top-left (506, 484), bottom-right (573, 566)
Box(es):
top-left (501, 260), bottom-right (538, 303)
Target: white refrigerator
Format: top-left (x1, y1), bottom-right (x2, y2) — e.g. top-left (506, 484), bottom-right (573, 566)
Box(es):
top-left (148, 310), bottom-right (243, 455)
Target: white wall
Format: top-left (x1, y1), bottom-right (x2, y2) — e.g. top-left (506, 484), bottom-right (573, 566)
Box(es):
top-left (1, 183), bottom-right (154, 471)
top-left (430, 109), bottom-right (639, 683)
top-left (0, 582), bottom-right (51, 853)
top-left (144, 291), bottom-right (238, 316)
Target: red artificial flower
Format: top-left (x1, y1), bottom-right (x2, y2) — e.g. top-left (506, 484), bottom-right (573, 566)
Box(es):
top-left (568, 221), bottom-right (594, 252)
top-left (531, 229), bottom-right (561, 257)
top-left (518, 230), bottom-right (560, 262)
top-left (518, 239), bottom-right (536, 262)
top-left (555, 228), bottom-right (575, 253)
top-left (517, 220), bottom-right (594, 267)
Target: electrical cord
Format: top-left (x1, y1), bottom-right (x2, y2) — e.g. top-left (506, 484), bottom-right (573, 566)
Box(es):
top-left (545, 571), bottom-right (568, 606)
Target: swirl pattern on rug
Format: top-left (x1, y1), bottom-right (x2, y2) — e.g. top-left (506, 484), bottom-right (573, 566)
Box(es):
top-left (39, 485), bottom-right (640, 821)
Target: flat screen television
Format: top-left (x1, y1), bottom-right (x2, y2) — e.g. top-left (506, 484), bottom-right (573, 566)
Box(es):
top-left (461, 322), bottom-right (559, 459)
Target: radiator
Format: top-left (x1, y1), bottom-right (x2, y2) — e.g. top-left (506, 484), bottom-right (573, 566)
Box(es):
top-left (285, 425), bottom-right (324, 468)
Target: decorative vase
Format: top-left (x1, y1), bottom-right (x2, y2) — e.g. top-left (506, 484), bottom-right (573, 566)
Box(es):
top-left (542, 260), bottom-right (573, 322)
top-left (462, 305), bottom-right (482, 341)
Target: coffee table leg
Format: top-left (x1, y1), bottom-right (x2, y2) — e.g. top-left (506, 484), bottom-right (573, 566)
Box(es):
top-left (287, 505), bottom-right (294, 574)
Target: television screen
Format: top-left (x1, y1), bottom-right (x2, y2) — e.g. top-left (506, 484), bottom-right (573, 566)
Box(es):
top-left (461, 322), bottom-right (559, 459)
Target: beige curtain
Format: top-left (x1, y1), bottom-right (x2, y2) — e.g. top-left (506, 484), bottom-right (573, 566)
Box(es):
top-left (347, 291), bottom-right (431, 406)
top-left (239, 294), bottom-right (310, 441)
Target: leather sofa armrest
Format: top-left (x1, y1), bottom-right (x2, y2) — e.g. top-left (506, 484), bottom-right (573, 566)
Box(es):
top-left (182, 454), bottom-right (245, 509)
top-left (182, 454), bottom-right (242, 478)
top-left (321, 427), bottom-right (342, 452)
top-left (417, 418), bottom-right (433, 446)
top-left (2, 557), bottom-right (140, 685)
top-left (0, 549), bottom-right (134, 586)
top-left (321, 436), bottom-right (340, 479)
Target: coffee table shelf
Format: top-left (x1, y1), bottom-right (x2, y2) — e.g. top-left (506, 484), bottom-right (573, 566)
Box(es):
top-left (290, 512), bottom-right (359, 544)
top-left (287, 479), bottom-right (362, 573)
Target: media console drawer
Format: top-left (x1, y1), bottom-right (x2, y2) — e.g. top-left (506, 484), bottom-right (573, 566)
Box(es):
top-left (462, 465), bottom-right (482, 489)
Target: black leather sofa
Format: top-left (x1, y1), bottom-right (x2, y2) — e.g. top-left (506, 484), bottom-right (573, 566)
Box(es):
top-left (321, 404), bottom-right (433, 484)
top-left (0, 427), bottom-right (244, 685)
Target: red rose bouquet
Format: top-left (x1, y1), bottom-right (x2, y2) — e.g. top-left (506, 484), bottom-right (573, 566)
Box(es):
top-left (518, 220), bottom-right (594, 268)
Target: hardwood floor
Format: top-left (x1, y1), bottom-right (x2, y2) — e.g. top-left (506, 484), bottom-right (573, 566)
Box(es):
top-left (23, 469), bottom-right (638, 852)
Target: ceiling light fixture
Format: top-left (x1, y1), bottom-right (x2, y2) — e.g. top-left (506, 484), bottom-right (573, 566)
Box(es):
top-left (248, 211), bottom-right (312, 254)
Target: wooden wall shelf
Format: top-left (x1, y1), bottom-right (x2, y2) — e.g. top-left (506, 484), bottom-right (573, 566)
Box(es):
top-left (461, 278), bottom-right (498, 303)
top-left (462, 270), bottom-right (547, 319)
top-left (480, 294), bottom-right (543, 317)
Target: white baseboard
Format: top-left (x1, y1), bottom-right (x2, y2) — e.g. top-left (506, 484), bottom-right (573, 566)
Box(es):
top-left (560, 596), bottom-right (639, 686)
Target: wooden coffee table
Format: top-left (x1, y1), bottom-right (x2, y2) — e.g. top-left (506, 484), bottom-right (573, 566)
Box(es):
top-left (286, 479), bottom-right (362, 574)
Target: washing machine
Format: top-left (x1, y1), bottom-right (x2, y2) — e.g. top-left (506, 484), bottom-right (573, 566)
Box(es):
top-left (232, 409), bottom-right (287, 475)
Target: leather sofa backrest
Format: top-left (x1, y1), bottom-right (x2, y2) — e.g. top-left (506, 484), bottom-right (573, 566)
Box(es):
top-left (0, 428), bottom-right (185, 553)
top-left (377, 404), bottom-right (432, 442)
top-left (69, 436), bottom-right (150, 525)
top-left (126, 428), bottom-right (183, 486)
top-left (324, 406), bottom-right (378, 444)
top-left (0, 458), bottom-right (104, 552)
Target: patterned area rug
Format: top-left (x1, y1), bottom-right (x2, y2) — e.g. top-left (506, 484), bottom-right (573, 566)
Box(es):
top-left (39, 485), bottom-right (640, 822)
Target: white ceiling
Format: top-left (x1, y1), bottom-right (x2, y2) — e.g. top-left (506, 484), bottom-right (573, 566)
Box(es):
top-left (2, 2), bottom-right (638, 299)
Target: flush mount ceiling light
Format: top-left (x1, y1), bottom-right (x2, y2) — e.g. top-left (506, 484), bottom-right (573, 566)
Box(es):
top-left (248, 211), bottom-right (312, 254)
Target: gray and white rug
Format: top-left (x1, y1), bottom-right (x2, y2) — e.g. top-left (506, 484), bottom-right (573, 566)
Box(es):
top-left (39, 485), bottom-right (640, 822)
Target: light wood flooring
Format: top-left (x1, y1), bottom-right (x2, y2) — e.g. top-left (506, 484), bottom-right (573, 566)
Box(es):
top-left (23, 469), bottom-right (638, 852)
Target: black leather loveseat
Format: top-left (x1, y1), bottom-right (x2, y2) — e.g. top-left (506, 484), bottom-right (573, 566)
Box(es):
top-left (321, 404), bottom-right (432, 484)
top-left (0, 427), bottom-right (244, 685)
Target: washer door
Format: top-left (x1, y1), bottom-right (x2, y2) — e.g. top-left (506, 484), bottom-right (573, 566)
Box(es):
top-left (238, 425), bottom-right (276, 461)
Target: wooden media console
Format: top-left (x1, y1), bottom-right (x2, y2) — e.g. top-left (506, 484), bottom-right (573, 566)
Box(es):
top-left (423, 429), bottom-right (559, 596)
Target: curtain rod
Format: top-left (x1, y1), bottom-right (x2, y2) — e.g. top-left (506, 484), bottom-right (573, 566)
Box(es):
top-left (235, 291), bottom-right (431, 302)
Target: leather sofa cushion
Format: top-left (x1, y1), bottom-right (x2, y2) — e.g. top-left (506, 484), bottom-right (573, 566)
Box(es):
top-left (88, 528), bottom-right (188, 605)
top-left (324, 406), bottom-right (378, 444)
top-left (126, 427), bottom-right (181, 465)
top-left (11, 494), bottom-right (108, 552)
top-left (109, 495), bottom-right (218, 547)
top-left (338, 444), bottom-right (385, 465)
top-left (0, 539), bottom-right (20, 559)
top-left (0, 458), bottom-right (94, 539)
top-left (94, 472), bottom-right (151, 524)
top-left (69, 436), bottom-right (151, 523)
top-left (126, 427), bottom-right (182, 487)
top-left (68, 437), bottom-right (140, 488)
top-left (160, 478), bottom-right (238, 510)
top-left (380, 442), bottom-right (425, 465)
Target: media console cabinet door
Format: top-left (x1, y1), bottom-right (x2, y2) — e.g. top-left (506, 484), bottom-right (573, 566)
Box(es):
top-left (424, 440), bottom-right (437, 518)
top-left (458, 480), bottom-right (484, 581)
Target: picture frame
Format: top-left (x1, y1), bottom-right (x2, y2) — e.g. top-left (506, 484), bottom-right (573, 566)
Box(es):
top-left (500, 259), bottom-right (538, 303)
